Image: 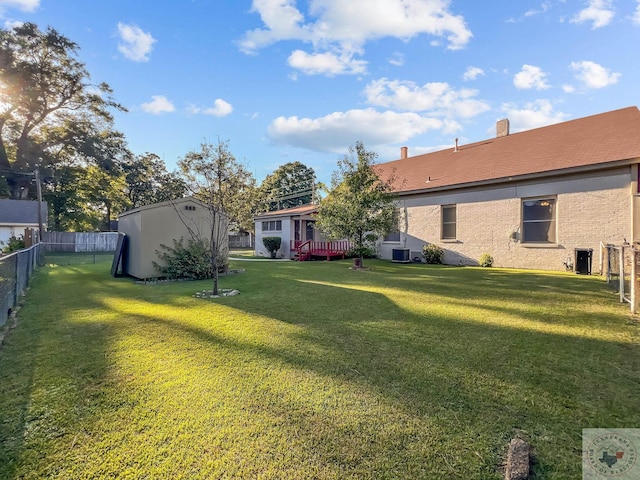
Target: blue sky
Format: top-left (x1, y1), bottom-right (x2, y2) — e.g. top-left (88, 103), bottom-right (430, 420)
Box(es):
top-left (2, 0), bottom-right (639, 184)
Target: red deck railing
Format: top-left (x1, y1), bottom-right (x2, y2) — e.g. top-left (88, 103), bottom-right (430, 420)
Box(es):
top-left (291, 240), bottom-right (351, 261)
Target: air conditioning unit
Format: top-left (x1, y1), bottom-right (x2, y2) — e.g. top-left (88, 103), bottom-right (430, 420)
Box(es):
top-left (391, 248), bottom-right (410, 263)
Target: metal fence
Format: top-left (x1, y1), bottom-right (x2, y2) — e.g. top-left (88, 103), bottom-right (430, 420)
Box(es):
top-left (0, 244), bottom-right (43, 329)
top-left (601, 243), bottom-right (639, 313)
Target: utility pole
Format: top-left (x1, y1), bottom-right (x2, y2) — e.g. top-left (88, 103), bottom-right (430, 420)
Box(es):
top-left (35, 168), bottom-right (44, 242)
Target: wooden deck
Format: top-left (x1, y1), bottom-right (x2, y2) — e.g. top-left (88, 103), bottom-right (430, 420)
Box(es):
top-left (291, 240), bottom-right (351, 261)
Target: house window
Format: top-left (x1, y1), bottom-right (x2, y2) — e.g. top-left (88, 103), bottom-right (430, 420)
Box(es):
top-left (441, 205), bottom-right (456, 240)
top-left (184, 205), bottom-right (196, 211)
top-left (261, 220), bottom-right (282, 232)
top-left (383, 208), bottom-right (401, 242)
top-left (522, 197), bottom-right (556, 243)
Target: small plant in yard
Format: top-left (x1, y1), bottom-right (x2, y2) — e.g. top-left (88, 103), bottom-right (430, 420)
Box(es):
top-left (153, 237), bottom-right (214, 279)
top-left (1, 236), bottom-right (25, 254)
top-left (422, 243), bottom-right (444, 264)
top-left (262, 236), bottom-right (281, 258)
top-left (479, 253), bottom-right (494, 267)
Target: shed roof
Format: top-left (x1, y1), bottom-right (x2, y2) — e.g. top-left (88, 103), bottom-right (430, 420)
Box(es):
top-left (375, 106), bottom-right (640, 194)
top-left (118, 197), bottom-right (208, 218)
top-left (0, 199), bottom-right (47, 225)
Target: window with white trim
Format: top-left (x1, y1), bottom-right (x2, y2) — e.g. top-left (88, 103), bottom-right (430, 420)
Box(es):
top-left (261, 220), bottom-right (282, 232)
top-left (383, 208), bottom-right (401, 242)
top-left (441, 204), bottom-right (456, 240)
top-left (522, 197), bottom-right (556, 243)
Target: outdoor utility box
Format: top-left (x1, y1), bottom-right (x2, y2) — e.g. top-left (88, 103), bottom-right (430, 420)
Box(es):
top-left (574, 248), bottom-right (593, 275)
top-left (392, 248), bottom-right (411, 263)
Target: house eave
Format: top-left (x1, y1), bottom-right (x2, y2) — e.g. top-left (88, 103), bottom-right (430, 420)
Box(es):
top-left (394, 158), bottom-right (639, 197)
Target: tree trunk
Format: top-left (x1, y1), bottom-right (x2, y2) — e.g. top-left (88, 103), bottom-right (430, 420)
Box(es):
top-left (211, 237), bottom-right (219, 296)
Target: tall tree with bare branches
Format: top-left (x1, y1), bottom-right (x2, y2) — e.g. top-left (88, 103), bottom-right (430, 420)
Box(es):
top-left (178, 140), bottom-right (256, 294)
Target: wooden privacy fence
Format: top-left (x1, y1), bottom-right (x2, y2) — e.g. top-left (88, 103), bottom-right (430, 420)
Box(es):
top-left (601, 242), bottom-right (640, 314)
top-left (42, 232), bottom-right (119, 252)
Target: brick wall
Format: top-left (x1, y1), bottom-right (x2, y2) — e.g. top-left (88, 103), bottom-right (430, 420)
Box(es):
top-left (380, 167), bottom-right (632, 271)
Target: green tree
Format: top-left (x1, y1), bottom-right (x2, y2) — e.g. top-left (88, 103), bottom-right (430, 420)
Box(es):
top-left (315, 142), bottom-right (397, 268)
top-left (43, 127), bottom-right (132, 231)
top-left (122, 153), bottom-right (187, 208)
top-left (178, 140), bottom-right (256, 294)
top-left (259, 161), bottom-right (322, 211)
top-left (0, 23), bottom-right (124, 198)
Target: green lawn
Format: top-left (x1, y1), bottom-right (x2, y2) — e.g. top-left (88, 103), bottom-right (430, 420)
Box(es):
top-left (0, 259), bottom-right (638, 479)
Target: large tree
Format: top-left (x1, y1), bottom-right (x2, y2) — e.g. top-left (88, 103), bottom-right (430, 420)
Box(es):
top-left (315, 142), bottom-right (397, 268)
top-left (178, 140), bottom-right (257, 294)
top-left (0, 23), bottom-right (124, 198)
top-left (122, 153), bottom-right (187, 208)
top-left (259, 161), bottom-right (322, 211)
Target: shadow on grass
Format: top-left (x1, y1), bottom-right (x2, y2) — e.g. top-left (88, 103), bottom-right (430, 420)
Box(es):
top-left (100, 271), bottom-right (637, 477)
top-left (0, 267), bottom-right (114, 479)
top-left (1, 260), bottom-right (638, 478)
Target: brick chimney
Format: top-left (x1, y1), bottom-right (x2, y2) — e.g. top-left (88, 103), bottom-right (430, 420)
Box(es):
top-left (496, 118), bottom-right (510, 137)
top-left (400, 146), bottom-right (408, 159)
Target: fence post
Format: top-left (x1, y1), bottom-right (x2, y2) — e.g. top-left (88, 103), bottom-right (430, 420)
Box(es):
top-left (619, 246), bottom-right (625, 303)
top-left (631, 247), bottom-right (637, 314)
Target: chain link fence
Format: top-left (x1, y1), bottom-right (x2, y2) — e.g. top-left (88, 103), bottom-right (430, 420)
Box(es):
top-left (0, 244), bottom-right (43, 329)
top-left (601, 242), bottom-right (639, 314)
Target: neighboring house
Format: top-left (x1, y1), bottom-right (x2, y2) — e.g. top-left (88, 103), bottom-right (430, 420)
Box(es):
top-left (0, 199), bottom-right (47, 246)
top-left (118, 197), bottom-right (228, 279)
top-left (373, 106), bottom-right (640, 271)
top-left (254, 204), bottom-right (320, 258)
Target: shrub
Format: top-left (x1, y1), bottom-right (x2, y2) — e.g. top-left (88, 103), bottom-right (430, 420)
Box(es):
top-left (262, 236), bottom-right (282, 258)
top-left (479, 253), bottom-right (494, 267)
top-left (1, 236), bottom-right (25, 255)
top-left (422, 243), bottom-right (444, 264)
top-left (154, 237), bottom-right (215, 280)
top-left (346, 244), bottom-right (377, 259)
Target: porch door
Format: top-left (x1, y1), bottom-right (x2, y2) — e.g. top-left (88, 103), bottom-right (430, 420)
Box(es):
top-left (305, 221), bottom-right (315, 241)
top-left (294, 220), bottom-right (300, 241)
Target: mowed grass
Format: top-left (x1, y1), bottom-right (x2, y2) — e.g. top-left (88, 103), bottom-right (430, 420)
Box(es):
top-left (0, 258), bottom-right (638, 479)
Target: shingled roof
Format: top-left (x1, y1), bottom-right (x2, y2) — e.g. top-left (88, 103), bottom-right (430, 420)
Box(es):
top-left (255, 204), bottom-right (317, 219)
top-left (0, 199), bottom-right (47, 225)
top-left (375, 106), bottom-right (640, 195)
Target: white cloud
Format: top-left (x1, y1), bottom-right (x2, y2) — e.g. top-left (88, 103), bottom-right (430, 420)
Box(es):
top-left (562, 84), bottom-right (576, 93)
top-left (188, 99), bottom-right (234, 117)
top-left (463, 66), bottom-right (484, 81)
top-left (117, 23), bottom-right (156, 62)
top-left (513, 65), bottom-right (550, 90)
top-left (240, 0), bottom-right (472, 75)
top-left (570, 60), bottom-right (620, 88)
top-left (571, 0), bottom-right (614, 29)
top-left (141, 95), bottom-right (175, 114)
top-left (287, 49), bottom-right (367, 76)
top-left (363, 78), bottom-right (490, 118)
top-left (0, 0), bottom-right (39, 12)
top-left (633, 0), bottom-right (640, 24)
top-left (388, 52), bottom-right (405, 67)
top-left (268, 109), bottom-right (445, 153)
top-left (524, 2), bottom-right (551, 17)
top-left (501, 100), bottom-right (569, 132)
top-left (3, 19), bottom-right (22, 28)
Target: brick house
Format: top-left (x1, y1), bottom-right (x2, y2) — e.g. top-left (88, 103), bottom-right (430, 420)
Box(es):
top-left (373, 106), bottom-right (640, 271)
